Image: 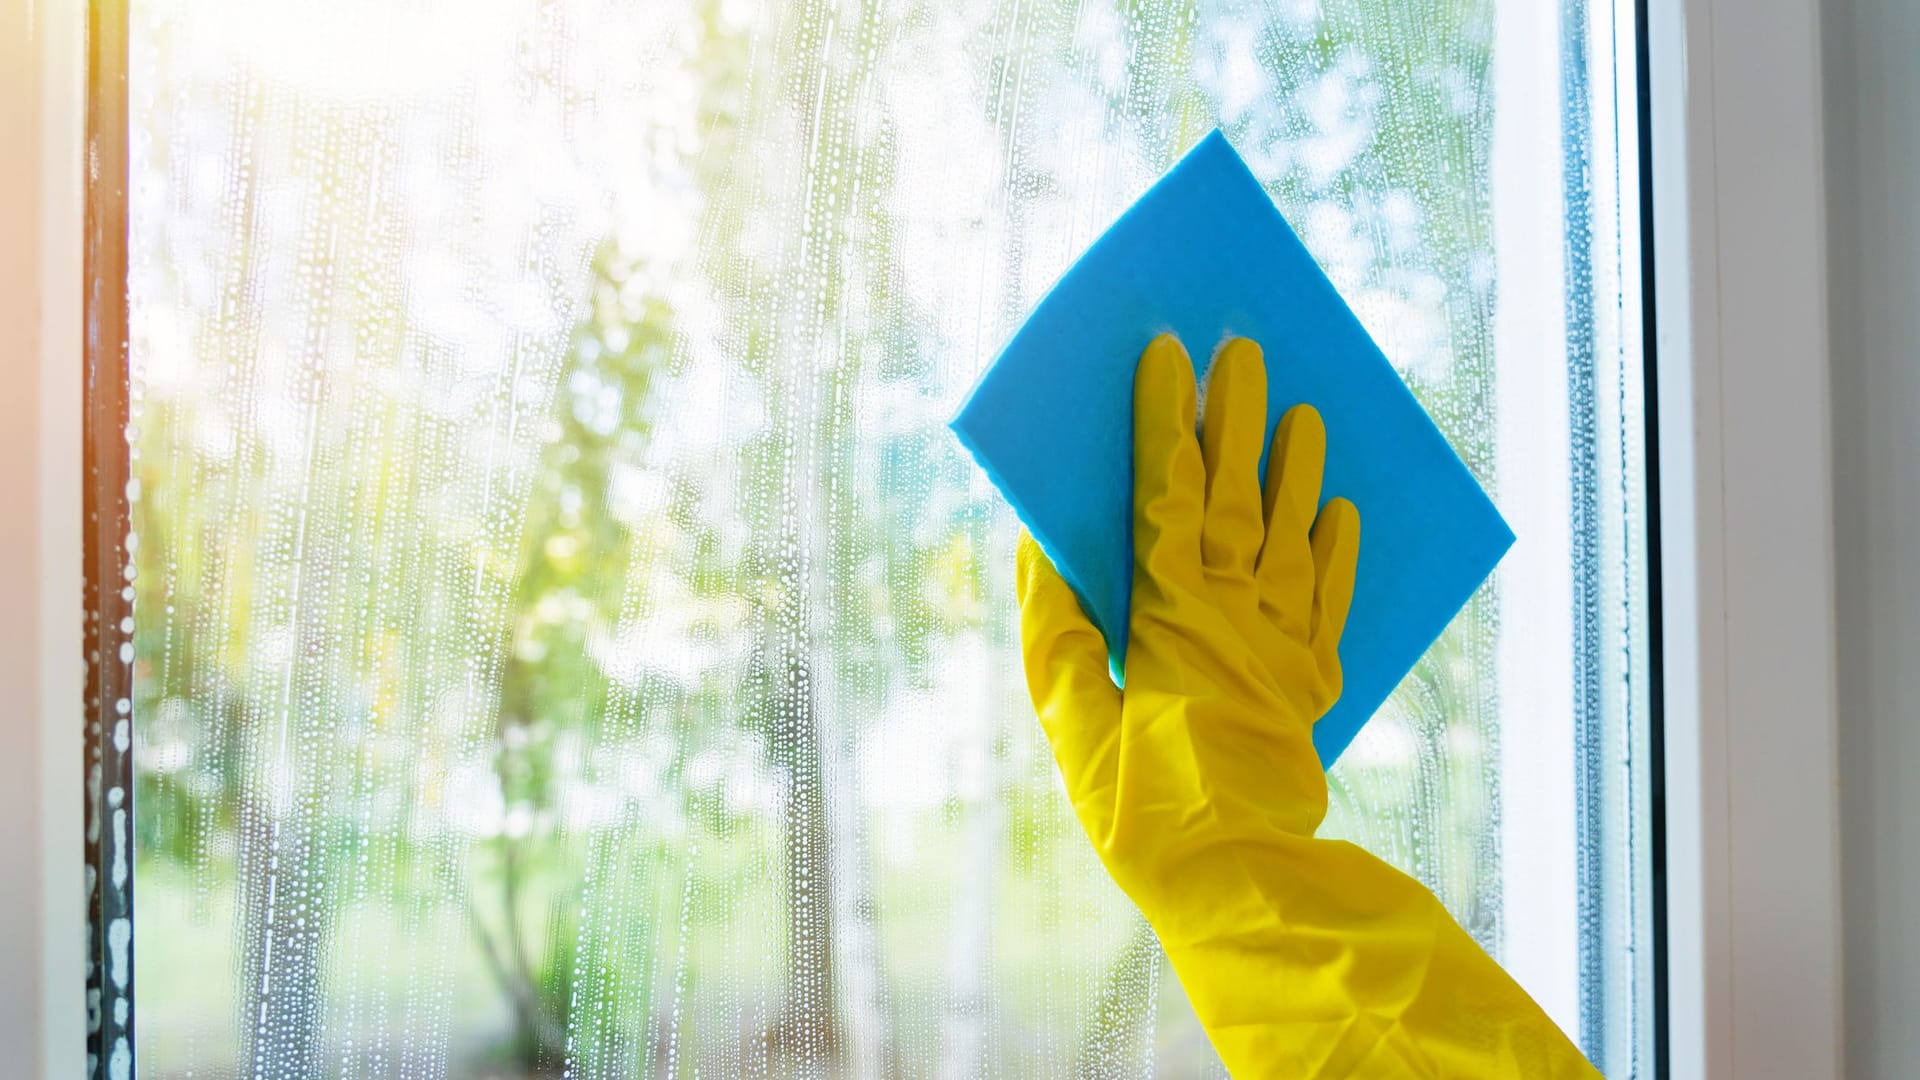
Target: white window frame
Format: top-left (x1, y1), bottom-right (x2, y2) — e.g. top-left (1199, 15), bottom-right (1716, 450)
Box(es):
top-left (0, 0), bottom-right (1843, 1076)
top-left (1648, 0), bottom-right (1844, 1076)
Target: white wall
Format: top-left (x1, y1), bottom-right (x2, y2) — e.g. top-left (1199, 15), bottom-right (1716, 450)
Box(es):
top-left (1, 0), bottom-right (87, 1076)
top-left (0, 0), bottom-right (48, 1060)
top-left (1822, 0), bottom-right (1920, 1076)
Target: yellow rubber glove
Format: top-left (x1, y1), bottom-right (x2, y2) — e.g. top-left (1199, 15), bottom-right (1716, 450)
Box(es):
top-left (1017, 334), bottom-right (1601, 1079)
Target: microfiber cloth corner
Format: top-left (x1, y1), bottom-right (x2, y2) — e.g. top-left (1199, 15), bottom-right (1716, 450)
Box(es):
top-left (950, 129), bottom-right (1514, 768)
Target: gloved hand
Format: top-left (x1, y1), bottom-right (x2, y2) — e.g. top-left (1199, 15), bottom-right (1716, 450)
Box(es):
top-left (1017, 334), bottom-right (1601, 1079)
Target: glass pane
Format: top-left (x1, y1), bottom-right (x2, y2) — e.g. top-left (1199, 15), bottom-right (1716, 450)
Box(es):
top-left (126, 0), bottom-right (1655, 1076)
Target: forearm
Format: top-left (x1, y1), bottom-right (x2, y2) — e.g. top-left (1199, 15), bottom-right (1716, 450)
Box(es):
top-left (1140, 832), bottom-right (1600, 1080)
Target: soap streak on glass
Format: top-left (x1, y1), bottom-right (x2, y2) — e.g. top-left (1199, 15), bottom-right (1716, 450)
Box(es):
top-left (122, 0), bottom-right (1654, 1076)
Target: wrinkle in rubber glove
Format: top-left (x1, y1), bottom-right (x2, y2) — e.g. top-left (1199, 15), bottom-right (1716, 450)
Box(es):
top-left (1018, 335), bottom-right (1600, 1080)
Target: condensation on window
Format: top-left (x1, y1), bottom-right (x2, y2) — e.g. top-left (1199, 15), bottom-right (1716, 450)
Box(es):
top-left (125, 0), bottom-right (1651, 1077)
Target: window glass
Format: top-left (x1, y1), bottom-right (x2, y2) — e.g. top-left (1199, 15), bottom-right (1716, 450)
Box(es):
top-left (126, 0), bottom-right (1655, 1075)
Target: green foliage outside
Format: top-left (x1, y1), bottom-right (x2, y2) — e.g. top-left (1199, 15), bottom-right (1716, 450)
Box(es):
top-left (131, 1), bottom-right (1506, 1076)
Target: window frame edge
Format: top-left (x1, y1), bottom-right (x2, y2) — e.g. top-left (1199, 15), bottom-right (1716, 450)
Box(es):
top-left (1647, 0), bottom-right (1845, 1077)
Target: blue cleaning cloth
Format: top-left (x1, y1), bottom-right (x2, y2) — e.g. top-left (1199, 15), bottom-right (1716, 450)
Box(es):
top-left (950, 130), bottom-right (1514, 767)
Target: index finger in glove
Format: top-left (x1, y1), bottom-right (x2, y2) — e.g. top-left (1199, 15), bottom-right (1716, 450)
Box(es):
top-left (1132, 335), bottom-right (1210, 620)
